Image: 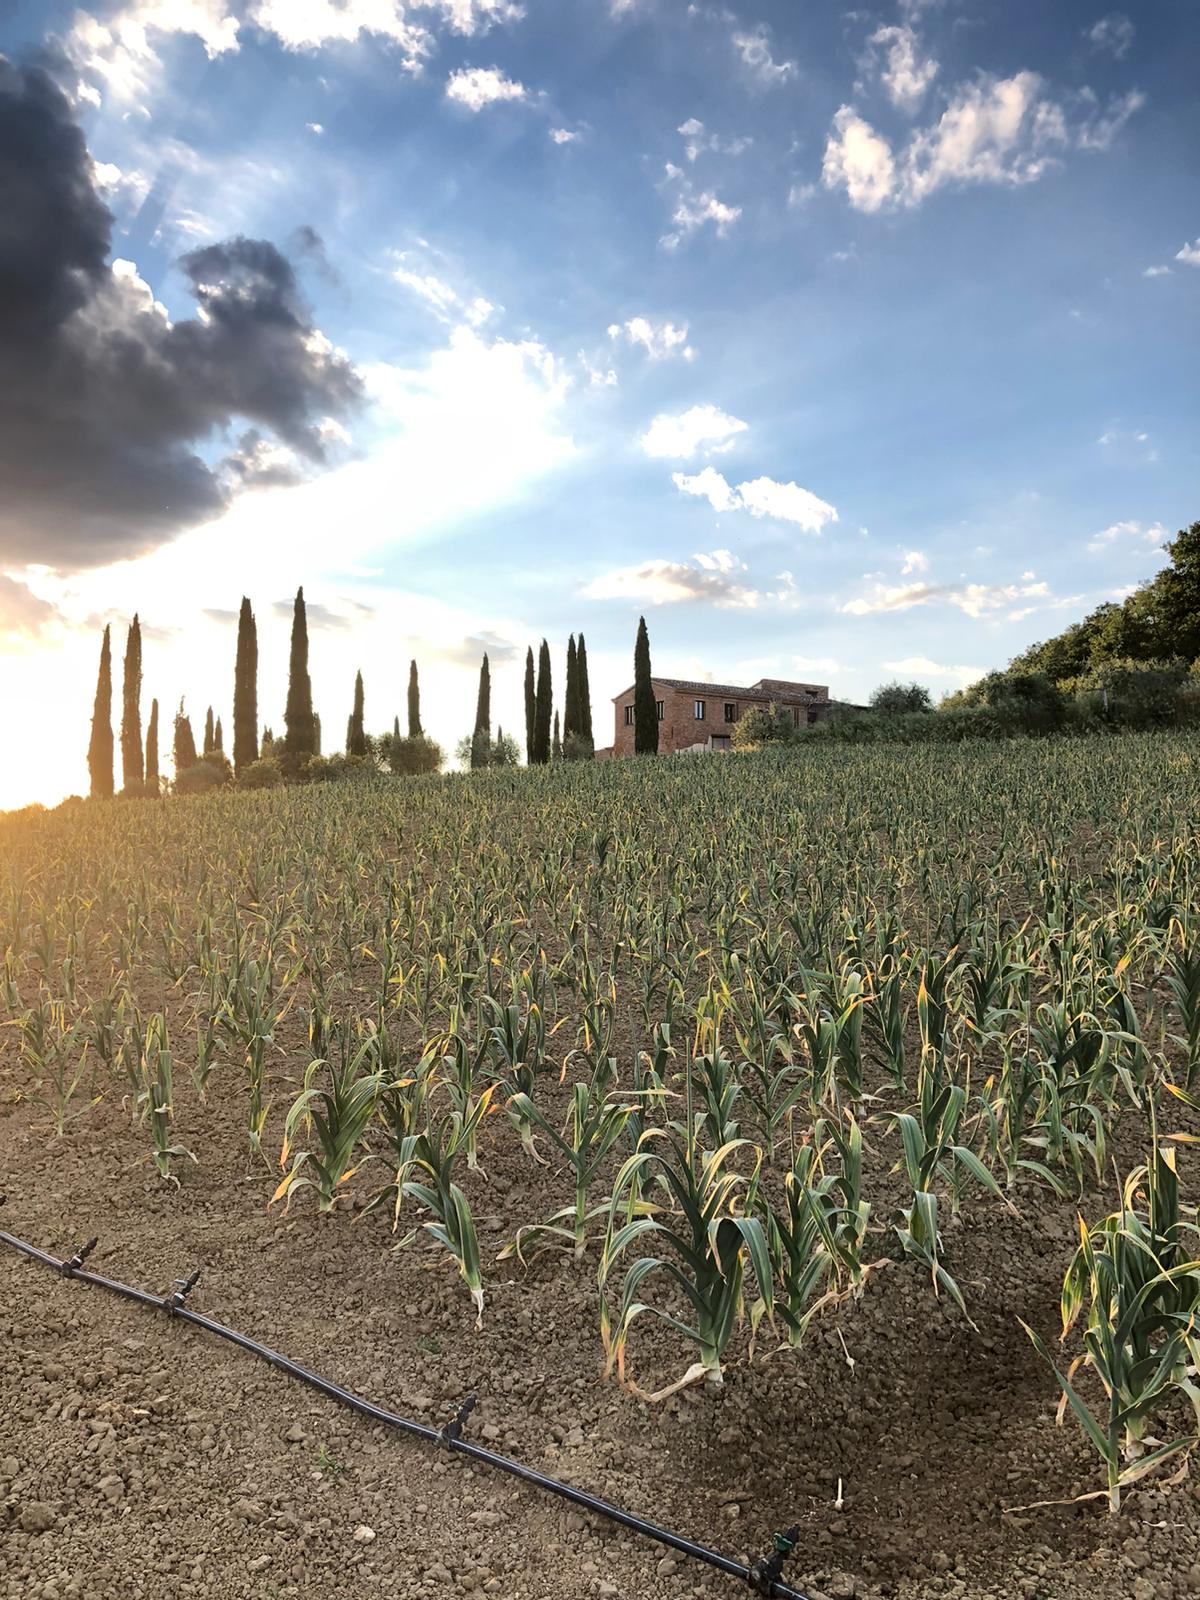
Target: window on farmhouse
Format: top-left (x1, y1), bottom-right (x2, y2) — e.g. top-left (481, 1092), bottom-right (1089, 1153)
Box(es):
top-left (724, 702), bottom-right (736, 722)
top-left (656, 701), bottom-right (664, 720)
top-left (694, 699), bottom-right (706, 720)
top-left (624, 705), bottom-right (634, 726)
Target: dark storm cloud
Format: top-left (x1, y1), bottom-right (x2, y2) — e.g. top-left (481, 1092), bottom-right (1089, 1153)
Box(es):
top-left (0, 60), bottom-right (363, 571)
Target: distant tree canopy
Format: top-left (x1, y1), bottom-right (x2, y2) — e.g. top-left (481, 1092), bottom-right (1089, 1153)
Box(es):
top-left (869, 681), bottom-right (933, 714)
top-left (1003, 519), bottom-right (1200, 685)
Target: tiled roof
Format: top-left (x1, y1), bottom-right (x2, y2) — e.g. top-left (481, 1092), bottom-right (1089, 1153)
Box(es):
top-left (612, 678), bottom-right (830, 702)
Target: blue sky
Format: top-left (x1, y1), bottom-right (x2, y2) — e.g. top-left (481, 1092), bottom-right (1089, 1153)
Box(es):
top-left (0, 0), bottom-right (1196, 802)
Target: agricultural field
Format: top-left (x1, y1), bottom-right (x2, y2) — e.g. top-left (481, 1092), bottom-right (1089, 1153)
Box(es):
top-left (3, 733), bottom-right (1200, 1600)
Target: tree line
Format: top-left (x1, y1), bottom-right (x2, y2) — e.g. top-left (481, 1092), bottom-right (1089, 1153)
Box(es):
top-left (84, 595), bottom-right (666, 797)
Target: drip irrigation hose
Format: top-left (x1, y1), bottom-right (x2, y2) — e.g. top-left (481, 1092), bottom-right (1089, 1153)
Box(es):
top-left (0, 1204), bottom-right (813, 1600)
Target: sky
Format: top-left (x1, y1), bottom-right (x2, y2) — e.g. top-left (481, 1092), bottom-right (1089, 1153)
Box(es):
top-left (0, 0), bottom-right (1196, 808)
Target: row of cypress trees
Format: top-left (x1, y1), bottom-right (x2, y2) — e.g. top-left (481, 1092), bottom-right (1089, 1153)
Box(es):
top-left (87, 616), bottom-right (165, 800)
top-left (510, 632), bottom-right (595, 768)
top-left (88, 601), bottom-right (662, 796)
top-left (86, 587), bottom-right (431, 796)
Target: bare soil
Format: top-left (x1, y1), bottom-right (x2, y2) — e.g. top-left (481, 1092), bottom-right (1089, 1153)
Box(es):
top-left (3, 1071), bottom-right (1199, 1600)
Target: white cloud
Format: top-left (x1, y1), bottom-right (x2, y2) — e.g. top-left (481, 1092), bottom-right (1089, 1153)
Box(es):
top-left (671, 469), bottom-right (838, 533)
top-left (900, 549), bottom-right (928, 574)
top-left (883, 655), bottom-right (986, 686)
top-left (390, 249), bottom-right (498, 329)
top-left (640, 404), bottom-right (747, 459)
top-left (1143, 265), bottom-right (1171, 278)
top-left (1075, 88), bottom-right (1146, 152)
top-left (660, 165), bottom-right (742, 248)
top-left (68, 0), bottom-right (525, 101)
top-left (735, 477), bottom-right (838, 532)
top-left (1176, 240), bottom-right (1200, 267)
top-left (902, 72), bottom-right (1068, 205)
top-left (583, 557), bottom-right (759, 609)
top-left (823, 72), bottom-right (1144, 213)
top-left (306, 121), bottom-right (324, 134)
top-left (445, 66), bottom-right (527, 110)
top-left (842, 575), bottom-right (1051, 619)
top-left (249, 0), bottom-right (428, 62)
top-left (822, 107), bottom-right (896, 213)
top-left (393, 265), bottom-right (462, 319)
top-left (90, 159), bottom-right (152, 209)
top-left (578, 351), bottom-right (618, 388)
top-left (437, 0), bottom-right (525, 33)
top-left (672, 467), bottom-right (742, 513)
top-left (676, 117), bottom-right (752, 162)
top-left (732, 24), bottom-right (796, 86)
top-left (68, 1), bottom-right (240, 102)
top-left (549, 127), bottom-right (578, 144)
top-left (1085, 13), bottom-right (1134, 58)
top-left (0, 577), bottom-right (62, 644)
top-left (867, 24), bottom-right (938, 114)
top-left (609, 317), bottom-right (695, 361)
top-left (1095, 427), bottom-right (1158, 463)
top-left (1086, 519), bottom-right (1166, 554)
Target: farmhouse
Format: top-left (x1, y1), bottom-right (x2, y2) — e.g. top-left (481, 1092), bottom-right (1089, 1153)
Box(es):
top-left (605, 676), bottom-right (833, 757)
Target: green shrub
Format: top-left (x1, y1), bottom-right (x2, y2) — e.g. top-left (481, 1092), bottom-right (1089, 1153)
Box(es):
top-left (238, 756), bottom-right (283, 790)
top-left (1063, 659), bottom-right (1188, 728)
top-left (308, 753), bottom-right (375, 783)
top-left (562, 732), bottom-right (595, 762)
top-left (385, 734), bottom-right (444, 777)
top-left (732, 705), bottom-right (795, 750)
top-left (175, 753), bottom-right (232, 794)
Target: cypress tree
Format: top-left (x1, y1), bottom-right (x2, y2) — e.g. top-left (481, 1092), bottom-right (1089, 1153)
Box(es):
top-left (552, 709), bottom-right (561, 761)
top-left (283, 586), bottom-right (316, 756)
top-left (564, 634), bottom-right (579, 741)
top-left (523, 646), bottom-right (536, 763)
top-left (233, 597), bottom-right (258, 776)
top-left (214, 716), bottom-right (223, 752)
top-left (577, 633), bottom-right (594, 748)
top-left (634, 614), bottom-right (658, 756)
top-left (144, 698), bottom-right (159, 796)
top-left (87, 625), bottom-right (114, 799)
top-left (203, 706), bottom-right (215, 756)
top-left (470, 654), bottom-right (491, 769)
top-left (173, 701), bottom-right (197, 774)
top-left (533, 639), bottom-right (552, 763)
top-left (407, 660), bottom-right (422, 738)
top-left (120, 614), bottom-right (143, 792)
top-left (348, 670), bottom-right (366, 757)
top-left (313, 712), bottom-right (322, 756)
top-left (393, 715), bottom-right (401, 740)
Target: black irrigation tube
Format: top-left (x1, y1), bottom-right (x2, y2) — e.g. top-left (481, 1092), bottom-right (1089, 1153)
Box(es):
top-left (0, 1203), bottom-right (813, 1600)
